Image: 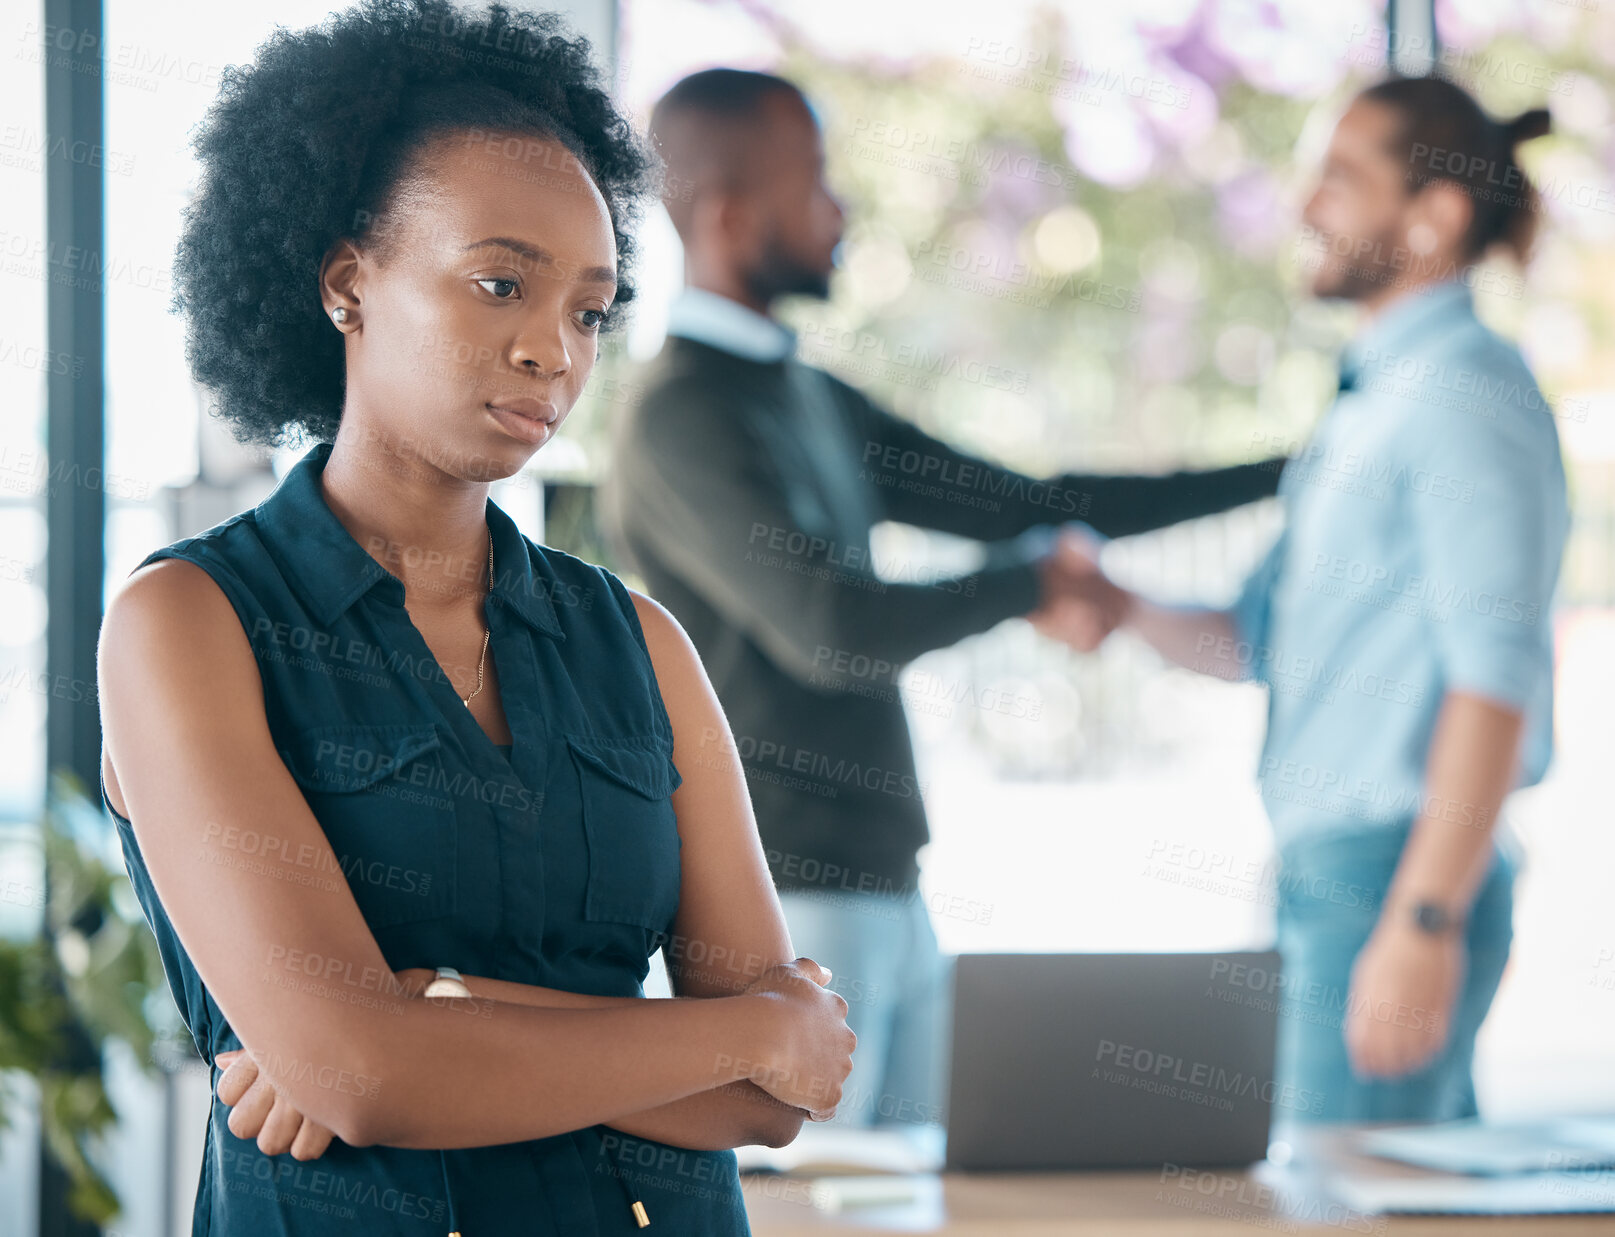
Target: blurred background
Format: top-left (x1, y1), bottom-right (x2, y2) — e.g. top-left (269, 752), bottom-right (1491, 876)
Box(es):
top-left (2, 0), bottom-right (1613, 1232)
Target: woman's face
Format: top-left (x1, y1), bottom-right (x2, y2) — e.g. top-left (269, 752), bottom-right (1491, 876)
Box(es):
top-left (323, 128), bottom-right (618, 483)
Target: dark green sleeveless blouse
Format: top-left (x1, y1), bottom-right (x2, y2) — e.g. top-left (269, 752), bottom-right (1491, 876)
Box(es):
top-left (102, 440), bottom-right (750, 1235)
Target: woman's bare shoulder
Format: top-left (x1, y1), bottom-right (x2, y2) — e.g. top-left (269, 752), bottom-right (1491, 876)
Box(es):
top-left (99, 556), bottom-right (265, 813)
top-left (625, 587), bottom-right (703, 690)
top-left (108, 553), bottom-right (231, 613)
top-left (101, 555), bottom-right (259, 676)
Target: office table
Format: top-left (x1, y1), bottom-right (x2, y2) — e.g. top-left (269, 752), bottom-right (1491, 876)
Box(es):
top-left (741, 1125), bottom-right (1615, 1234)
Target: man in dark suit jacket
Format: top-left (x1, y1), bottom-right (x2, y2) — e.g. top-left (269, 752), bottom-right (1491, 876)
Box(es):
top-left (599, 68), bottom-right (1284, 1129)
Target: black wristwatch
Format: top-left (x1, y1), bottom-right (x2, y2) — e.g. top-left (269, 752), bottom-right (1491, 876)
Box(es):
top-left (1410, 900), bottom-right (1464, 937)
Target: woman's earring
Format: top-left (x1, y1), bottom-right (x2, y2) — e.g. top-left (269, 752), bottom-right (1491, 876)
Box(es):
top-left (331, 307), bottom-right (350, 325)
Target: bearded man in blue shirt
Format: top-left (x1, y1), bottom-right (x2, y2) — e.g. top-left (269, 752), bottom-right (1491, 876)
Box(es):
top-left (1088, 75), bottom-right (1568, 1121)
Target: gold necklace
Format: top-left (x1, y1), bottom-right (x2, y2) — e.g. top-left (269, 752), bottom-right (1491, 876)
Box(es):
top-left (462, 530), bottom-right (494, 707)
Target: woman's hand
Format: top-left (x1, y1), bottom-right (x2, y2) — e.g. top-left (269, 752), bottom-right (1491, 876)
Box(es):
top-left (734, 957), bottom-right (856, 1122)
top-left (216, 1049), bottom-right (337, 1161)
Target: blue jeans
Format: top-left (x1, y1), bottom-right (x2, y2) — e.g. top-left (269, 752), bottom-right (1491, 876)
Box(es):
top-left (1273, 825), bottom-right (1515, 1123)
top-left (773, 886), bottom-right (951, 1130)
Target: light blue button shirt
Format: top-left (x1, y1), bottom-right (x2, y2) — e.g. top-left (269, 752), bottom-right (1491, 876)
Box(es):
top-left (1230, 280), bottom-right (1569, 850)
top-left (665, 286), bottom-right (796, 362)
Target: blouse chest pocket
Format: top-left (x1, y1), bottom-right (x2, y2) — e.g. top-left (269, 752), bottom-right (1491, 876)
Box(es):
top-left (567, 734), bottom-right (683, 936)
top-left (278, 723), bottom-right (458, 929)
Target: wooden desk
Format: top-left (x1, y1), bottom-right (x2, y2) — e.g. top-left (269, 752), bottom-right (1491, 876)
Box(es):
top-left (741, 1126), bottom-right (1615, 1235)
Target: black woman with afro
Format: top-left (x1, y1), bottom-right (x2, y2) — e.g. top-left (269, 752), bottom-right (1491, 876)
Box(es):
top-left (96, 3), bottom-right (854, 1233)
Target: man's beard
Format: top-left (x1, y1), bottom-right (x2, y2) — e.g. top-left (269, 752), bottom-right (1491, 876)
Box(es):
top-left (1311, 222), bottom-right (1431, 303)
top-left (745, 233), bottom-right (832, 304)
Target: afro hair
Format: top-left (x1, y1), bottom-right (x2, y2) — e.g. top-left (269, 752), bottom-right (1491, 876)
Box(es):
top-left (172, 0), bottom-right (657, 447)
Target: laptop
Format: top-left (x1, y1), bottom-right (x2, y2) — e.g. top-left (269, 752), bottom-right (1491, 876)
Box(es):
top-left (944, 951), bottom-right (1284, 1171)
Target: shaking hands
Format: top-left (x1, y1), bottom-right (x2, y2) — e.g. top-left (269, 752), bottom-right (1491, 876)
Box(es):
top-left (1028, 525), bottom-right (1133, 652)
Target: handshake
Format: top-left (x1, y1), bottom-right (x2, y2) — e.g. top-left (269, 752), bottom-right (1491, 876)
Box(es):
top-left (1027, 525), bottom-right (1133, 652)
